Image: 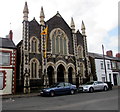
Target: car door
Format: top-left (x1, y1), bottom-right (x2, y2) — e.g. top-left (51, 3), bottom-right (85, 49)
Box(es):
top-left (64, 83), bottom-right (71, 94)
top-left (55, 83), bottom-right (65, 95)
top-left (93, 82), bottom-right (100, 90)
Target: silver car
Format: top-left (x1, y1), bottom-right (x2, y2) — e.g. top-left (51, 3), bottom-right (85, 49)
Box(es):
top-left (79, 81), bottom-right (108, 93)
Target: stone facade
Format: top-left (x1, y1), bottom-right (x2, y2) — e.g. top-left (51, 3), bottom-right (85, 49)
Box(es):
top-left (16, 2), bottom-right (91, 93)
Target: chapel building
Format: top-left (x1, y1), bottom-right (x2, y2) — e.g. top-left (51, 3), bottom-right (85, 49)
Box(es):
top-left (17, 2), bottom-right (91, 93)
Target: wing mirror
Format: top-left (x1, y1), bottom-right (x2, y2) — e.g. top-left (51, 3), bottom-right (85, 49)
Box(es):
top-left (57, 85), bottom-right (61, 88)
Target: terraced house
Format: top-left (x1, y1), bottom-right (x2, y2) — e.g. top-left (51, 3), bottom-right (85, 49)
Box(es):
top-left (17, 2), bottom-right (91, 93)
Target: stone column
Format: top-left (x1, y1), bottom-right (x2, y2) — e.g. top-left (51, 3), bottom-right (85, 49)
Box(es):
top-left (72, 72), bottom-right (76, 84)
top-left (64, 71), bottom-right (68, 82)
top-left (54, 70), bottom-right (57, 83)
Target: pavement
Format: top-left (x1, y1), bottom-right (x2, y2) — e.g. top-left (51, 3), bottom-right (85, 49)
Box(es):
top-left (2, 92), bottom-right (40, 99)
top-left (1, 86), bottom-right (119, 99)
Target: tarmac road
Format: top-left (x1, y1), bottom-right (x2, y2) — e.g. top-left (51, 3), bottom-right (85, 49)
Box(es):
top-left (2, 87), bottom-right (118, 110)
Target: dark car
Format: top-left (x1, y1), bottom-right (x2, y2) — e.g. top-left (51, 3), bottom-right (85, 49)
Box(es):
top-left (40, 82), bottom-right (77, 96)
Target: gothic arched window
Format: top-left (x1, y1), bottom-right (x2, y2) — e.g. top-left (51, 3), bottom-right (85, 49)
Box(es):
top-left (50, 28), bottom-right (68, 55)
top-left (77, 45), bottom-right (83, 58)
top-left (30, 36), bottom-right (39, 53)
top-left (80, 62), bottom-right (84, 77)
top-left (30, 58), bottom-right (40, 79)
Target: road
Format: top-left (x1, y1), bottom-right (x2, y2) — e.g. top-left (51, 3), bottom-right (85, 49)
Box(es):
top-left (2, 88), bottom-right (118, 110)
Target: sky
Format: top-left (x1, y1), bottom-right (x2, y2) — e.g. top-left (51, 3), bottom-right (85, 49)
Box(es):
top-left (0, 0), bottom-right (119, 56)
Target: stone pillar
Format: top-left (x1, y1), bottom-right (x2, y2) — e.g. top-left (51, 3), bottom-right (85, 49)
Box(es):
top-left (54, 70), bottom-right (57, 83)
top-left (72, 72), bottom-right (76, 84)
top-left (64, 71), bottom-right (68, 82)
top-left (23, 73), bottom-right (30, 93)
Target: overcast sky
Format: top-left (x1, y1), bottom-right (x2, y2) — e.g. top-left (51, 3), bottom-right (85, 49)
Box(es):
top-left (0, 0), bottom-right (118, 56)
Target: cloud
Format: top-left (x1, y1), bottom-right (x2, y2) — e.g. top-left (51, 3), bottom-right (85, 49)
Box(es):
top-left (0, 0), bottom-right (118, 56)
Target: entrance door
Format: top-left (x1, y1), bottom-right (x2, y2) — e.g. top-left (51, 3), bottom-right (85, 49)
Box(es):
top-left (68, 67), bottom-right (73, 84)
top-left (113, 74), bottom-right (118, 85)
top-left (47, 66), bottom-right (54, 86)
top-left (57, 64), bottom-right (65, 82)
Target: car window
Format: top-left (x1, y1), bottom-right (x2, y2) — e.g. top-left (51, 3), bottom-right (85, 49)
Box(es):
top-left (64, 83), bottom-right (71, 87)
top-left (97, 81), bottom-right (103, 84)
top-left (86, 82), bottom-right (94, 85)
top-left (58, 83), bottom-right (64, 87)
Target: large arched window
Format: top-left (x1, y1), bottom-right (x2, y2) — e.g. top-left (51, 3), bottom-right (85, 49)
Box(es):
top-left (30, 36), bottom-right (39, 53)
top-left (50, 28), bottom-right (68, 55)
top-left (77, 45), bottom-right (83, 58)
top-left (30, 58), bottom-right (40, 79)
top-left (80, 62), bottom-right (84, 77)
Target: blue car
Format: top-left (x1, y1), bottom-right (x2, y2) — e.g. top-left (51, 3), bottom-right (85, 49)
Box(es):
top-left (40, 82), bottom-right (77, 96)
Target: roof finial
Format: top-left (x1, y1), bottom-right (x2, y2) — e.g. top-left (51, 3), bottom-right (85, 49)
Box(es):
top-left (71, 17), bottom-right (75, 33)
top-left (40, 6), bottom-right (45, 25)
top-left (23, 2), bottom-right (29, 21)
top-left (81, 20), bottom-right (86, 36)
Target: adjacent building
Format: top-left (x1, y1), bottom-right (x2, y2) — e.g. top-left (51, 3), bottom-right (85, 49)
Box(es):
top-left (0, 30), bottom-right (17, 95)
top-left (89, 51), bottom-right (120, 86)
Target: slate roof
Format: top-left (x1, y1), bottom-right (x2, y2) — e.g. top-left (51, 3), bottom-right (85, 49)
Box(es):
top-left (88, 52), bottom-right (120, 61)
top-left (0, 37), bottom-right (16, 49)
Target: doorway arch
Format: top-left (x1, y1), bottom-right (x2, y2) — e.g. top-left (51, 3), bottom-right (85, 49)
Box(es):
top-left (68, 67), bottom-right (73, 84)
top-left (47, 66), bottom-right (54, 86)
top-left (57, 64), bottom-right (65, 82)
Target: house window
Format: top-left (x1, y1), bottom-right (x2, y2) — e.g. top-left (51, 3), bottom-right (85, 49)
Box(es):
top-left (51, 28), bottom-right (68, 55)
top-left (107, 62), bottom-right (110, 69)
top-left (0, 52), bottom-right (10, 66)
top-left (100, 61), bottom-right (104, 69)
top-left (112, 61), bottom-right (116, 69)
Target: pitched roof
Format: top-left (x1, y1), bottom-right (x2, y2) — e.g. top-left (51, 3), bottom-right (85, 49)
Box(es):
top-left (0, 37), bottom-right (16, 49)
top-left (88, 52), bottom-right (120, 61)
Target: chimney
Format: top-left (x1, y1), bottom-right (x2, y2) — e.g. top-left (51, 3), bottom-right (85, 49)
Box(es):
top-left (116, 53), bottom-right (120, 58)
top-left (106, 50), bottom-right (113, 57)
top-left (9, 30), bottom-right (13, 40)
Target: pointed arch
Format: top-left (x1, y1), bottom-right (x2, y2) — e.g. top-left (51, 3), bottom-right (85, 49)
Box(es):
top-left (30, 36), bottom-right (40, 53)
top-left (50, 28), bottom-right (69, 55)
top-left (77, 45), bottom-right (83, 59)
top-left (80, 62), bottom-right (85, 77)
top-left (30, 58), bottom-right (40, 79)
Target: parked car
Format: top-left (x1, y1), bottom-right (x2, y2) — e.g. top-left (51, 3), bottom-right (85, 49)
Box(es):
top-left (40, 82), bottom-right (77, 96)
top-left (78, 81), bottom-right (108, 93)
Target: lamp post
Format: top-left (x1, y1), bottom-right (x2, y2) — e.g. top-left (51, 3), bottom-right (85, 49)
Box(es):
top-left (102, 44), bottom-right (107, 82)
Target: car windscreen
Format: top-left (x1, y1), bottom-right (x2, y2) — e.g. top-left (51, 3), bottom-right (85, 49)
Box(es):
top-left (85, 82), bottom-right (94, 85)
top-left (50, 83), bottom-right (60, 87)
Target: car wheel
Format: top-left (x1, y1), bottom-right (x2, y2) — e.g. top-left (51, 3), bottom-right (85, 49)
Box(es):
top-left (50, 91), bottom-right (55, 97)
top-left (70, 89), bottom-right (75, 95)
top-left (104, 86), bottom-right (108, 91)
top-left (89, 87), bottom-right (94, 93)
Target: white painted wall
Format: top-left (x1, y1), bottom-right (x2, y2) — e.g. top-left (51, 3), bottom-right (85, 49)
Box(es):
top-left (95, 59), bottom-right (114, 85)
top-left (0, 69), bottom-right (12, 95)
top-left (0, 48), bottom-right (15, 95)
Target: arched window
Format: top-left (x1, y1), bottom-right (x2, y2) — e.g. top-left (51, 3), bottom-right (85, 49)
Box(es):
top-left (30, 36), bottom-right (39, 53)
top-left (30, 58), bottom-right (40, 79)
top-left (80, 63), bottom-right (84, 77)
top-left (50, 28), bottom-right (68, 55)
top-left (77, 45), bottom-right (83, 58)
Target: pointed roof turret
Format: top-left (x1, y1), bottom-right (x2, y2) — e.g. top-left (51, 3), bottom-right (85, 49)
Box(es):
top-left (70, 17), bottom-right (75, 33)
top-left (40, 6), bottom-right (45, 25)
top-left (23, 2), bottom-right (29, 21)
top-left (81, 20), bottom-right (86, 36)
